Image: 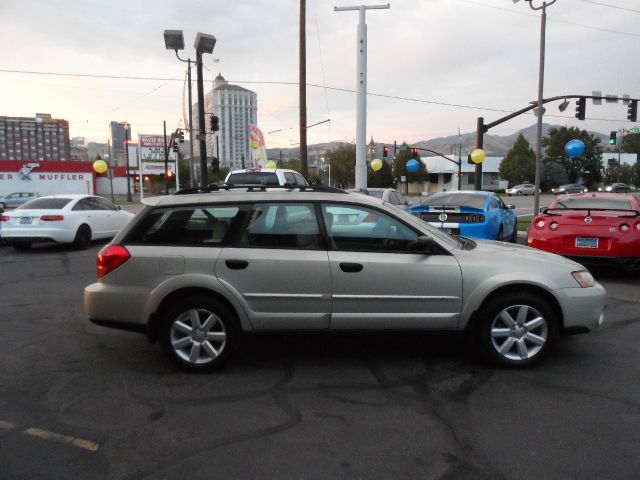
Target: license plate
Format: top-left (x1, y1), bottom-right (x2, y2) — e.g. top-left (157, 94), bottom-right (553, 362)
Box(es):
top-left (19, 217), bottom-right (32, 225)
top-left (575, 237), bottom-right (598, 249)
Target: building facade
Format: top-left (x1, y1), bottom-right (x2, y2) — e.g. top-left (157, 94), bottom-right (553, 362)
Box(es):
top-left (195, 74), bottom-right (258, 170)
top-left (110, 121), bottom-right (131, 166)
top-left (0, 113), bottom-right (70, 162)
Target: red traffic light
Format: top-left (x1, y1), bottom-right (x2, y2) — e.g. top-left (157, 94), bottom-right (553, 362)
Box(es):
top-left (411, 148), bottom-right (419, 158)
top-left (166, 171), bottom-right (174, 178)
top-left (383, 146), bottom-right (389, 157)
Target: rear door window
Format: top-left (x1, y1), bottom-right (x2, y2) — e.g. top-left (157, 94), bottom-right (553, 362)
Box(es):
top-left (238, 203), bottom-right (321, 249)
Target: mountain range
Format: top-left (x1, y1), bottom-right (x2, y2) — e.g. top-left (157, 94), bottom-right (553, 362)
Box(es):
top-left (266, 124), bottom-right (613, 160)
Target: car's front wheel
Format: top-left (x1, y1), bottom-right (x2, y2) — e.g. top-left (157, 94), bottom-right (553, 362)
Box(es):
top-left (475, 292), bottom-right (556, 367)
top-left (516, 191), bottom-right (522, 196)
top-left (160, 296), bottom-right (240, 372)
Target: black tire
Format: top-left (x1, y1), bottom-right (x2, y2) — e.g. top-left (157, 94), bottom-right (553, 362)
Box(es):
top-left (0, 202), bottom-right (5, 210)
top-left (496, 226), bottom-right (504, 241)
top-left (516, 191), bottom-right (522, 196)
top-left (509, 225), bottom-right (518, 243)
top-left (73, 224), bottom-right (92, 250)
top-left (12, 242), bottom-right (32, 251)
top-left (159, 295), bottom-right (240, 372)
top-left (475, 292), bottom-right (557, 368)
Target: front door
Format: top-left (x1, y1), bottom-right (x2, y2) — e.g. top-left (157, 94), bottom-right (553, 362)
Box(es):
top-left (322, 203), bottom-right (463, 330)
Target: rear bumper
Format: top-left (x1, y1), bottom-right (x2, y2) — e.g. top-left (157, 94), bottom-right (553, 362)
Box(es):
top-left (1, 226), bottom-right (75, 243)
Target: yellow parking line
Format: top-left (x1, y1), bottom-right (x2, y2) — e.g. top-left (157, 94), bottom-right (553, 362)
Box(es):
top-left (22, 427), bottom-right (100, 453)
top-left (0, 420), bottom-right (17, 430)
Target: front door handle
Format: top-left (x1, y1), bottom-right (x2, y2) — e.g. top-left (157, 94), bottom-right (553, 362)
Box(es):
top-left (339, 262), bottom-right (363, 273)
top-left (225, 259), bottom-right (248, 270)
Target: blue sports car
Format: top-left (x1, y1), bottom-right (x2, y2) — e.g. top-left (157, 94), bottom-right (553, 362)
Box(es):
top-left (410, 191), bottom-right (518, 242)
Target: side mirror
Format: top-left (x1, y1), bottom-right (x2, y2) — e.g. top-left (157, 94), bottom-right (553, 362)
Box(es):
top-left (539, 207), bottom-right (545, 213)
top-left (506, 204), bottom-right (515, 209)
top-left (116, 205), bottom-right (122, 211)
top-left (410, 235), bottom-right (442, 254)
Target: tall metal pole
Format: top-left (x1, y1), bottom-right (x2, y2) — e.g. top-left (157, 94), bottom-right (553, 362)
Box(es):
top-left (186, 59), bottom-right (196, 187)
top-left (533, 3), bottom-right (547, 217)
top-left (299, 0), bottom-right (308, 177)
top-left (474, 117), bottom-right (484, 190)
top-left (163, 120), bottom-right (169, 195)
top-left (196, 49), bottom-right (208, 187)
top-left (125, 125), bottom-right (132, 201)
top-left (335, 4), bottom-right (390, 190)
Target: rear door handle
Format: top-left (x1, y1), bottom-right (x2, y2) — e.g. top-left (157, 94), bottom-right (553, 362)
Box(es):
top-left (225, 259), bottom-right (248, 270)
top-left (339, 262), bottom-right (363, 273)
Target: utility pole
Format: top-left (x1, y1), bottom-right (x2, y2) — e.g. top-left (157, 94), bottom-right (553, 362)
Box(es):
top-left (163, 120), bottom-right (169, 195)
top-left (334, 3), bottom-right (390, 191)
top-left (299, 0), bottom-right (308, 177)
top-left (474, 117), bottom-right (484, 190)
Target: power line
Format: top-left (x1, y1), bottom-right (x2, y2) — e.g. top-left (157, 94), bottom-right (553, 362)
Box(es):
top-left (0, 67), bottom-right (628, 123)
top-left (576, 0), bottom-right (640, 14)
top-left (453, 0), bottom-right (640, 37)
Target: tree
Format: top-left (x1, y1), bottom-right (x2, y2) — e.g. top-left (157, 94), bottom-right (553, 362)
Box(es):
top-left (541, 126), bottom-right (603, 189)
top-left (367, 159), bottom-right (394, 187)
top-left (392, 143), bottom-right (427, 183)
top-left (329, 144), bottom-right (356, 188)
top-left (498, 134), bottom-right (535, 186)
top-left (622, 132), bottom-right (640, 155)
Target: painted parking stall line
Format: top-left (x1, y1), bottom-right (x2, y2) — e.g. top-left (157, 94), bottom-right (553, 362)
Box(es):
top-left (0, 419), bottom-right (100, 453)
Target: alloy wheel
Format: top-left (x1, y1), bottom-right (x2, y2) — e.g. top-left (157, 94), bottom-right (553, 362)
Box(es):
top-left (490, 304), bottom-right (548, 361)
top-left (170, 308), bottom-right (228, 365)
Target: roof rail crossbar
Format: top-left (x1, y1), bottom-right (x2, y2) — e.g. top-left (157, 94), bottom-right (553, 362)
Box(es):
top-left (175, 183), bottom-right (349, 194)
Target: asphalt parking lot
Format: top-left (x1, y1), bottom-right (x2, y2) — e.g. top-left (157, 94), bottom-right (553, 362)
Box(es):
top-left (1, 233), bottom-right (639, 480)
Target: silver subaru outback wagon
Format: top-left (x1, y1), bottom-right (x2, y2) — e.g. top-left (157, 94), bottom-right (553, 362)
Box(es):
top-left (84, 186), bottom-right (606, 372)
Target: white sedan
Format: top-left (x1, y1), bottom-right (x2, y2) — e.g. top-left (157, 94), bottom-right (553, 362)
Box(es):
top-left (0, 194), bottom-right (135, 250)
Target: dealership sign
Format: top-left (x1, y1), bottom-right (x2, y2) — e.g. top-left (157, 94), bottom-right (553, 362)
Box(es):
top-left (138, 134), bottom-right (177, 162)
top-left (0, 160), bottom-right (96, 196)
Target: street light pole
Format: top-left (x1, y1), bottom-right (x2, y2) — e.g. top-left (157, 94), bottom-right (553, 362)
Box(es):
top-left (514, 0), bottom-right (557, 216)
top-left (334, 3), bottom-right (390, 191)
top-left (124, 124), bottom-right (132, 202)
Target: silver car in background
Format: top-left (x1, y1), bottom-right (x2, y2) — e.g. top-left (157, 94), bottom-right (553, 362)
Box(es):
top-left (505, 183), bottom-right (536, 196)
top-left (85, 187), bottom-right (606, 372)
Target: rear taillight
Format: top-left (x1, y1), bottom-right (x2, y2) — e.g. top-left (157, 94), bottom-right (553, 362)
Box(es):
top-left (534, 218), bottom-right (546, 229)
top-left (40, 215), bottom-right (64, 221)
top-left (620, 224), bottom-right (630, 233)
top-left (97, 245), bottom-right (130, 278)
top-left (0, 215), bottom-right (9, 222)
top-left (549, 222), bottom-right (559, 230)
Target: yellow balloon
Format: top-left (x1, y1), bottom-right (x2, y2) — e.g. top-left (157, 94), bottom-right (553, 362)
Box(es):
top-left (470, 149), bottom-right (486, 164)
top-left (265, 161), bottom-right (277, 169)
top-left (371, 159), bottom-right (383, 171)
top-left (93, 159), bottom-right (108, 174)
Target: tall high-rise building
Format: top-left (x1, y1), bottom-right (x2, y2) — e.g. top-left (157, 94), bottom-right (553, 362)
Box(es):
top-left (110, 121), bottom-right (131, 166)
top-left (195, 74), bottom-right (258, 170)
top-left (0, 113), bottom-right (70, 161)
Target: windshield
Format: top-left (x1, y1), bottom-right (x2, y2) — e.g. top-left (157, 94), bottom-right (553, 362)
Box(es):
top-left (227, 172), bottom-right (279, 186)
top-left (552, 196), bottom-right (633, 211)
top-left (17, 198), bottom-right (72, 210)
top-left (422, 193), bottom-right (486, 209)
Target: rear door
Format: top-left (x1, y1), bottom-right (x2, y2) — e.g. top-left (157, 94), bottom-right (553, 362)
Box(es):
top-left (215, 202), bottom-right (331, 330)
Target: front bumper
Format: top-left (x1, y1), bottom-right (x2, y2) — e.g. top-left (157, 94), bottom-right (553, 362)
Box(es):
top-left (556, 282), bottom-right (607, 333)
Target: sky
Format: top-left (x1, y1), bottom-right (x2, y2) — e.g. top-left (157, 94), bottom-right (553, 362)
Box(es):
top-left (1, 0), bottom-right (639, 150)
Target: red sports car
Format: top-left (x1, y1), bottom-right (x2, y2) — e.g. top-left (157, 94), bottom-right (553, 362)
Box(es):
top-left (528, 192), bottom-right (640, 269)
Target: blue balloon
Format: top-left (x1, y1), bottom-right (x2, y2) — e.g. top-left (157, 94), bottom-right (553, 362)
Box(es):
top-left (406, 159), bottom-right (420, 173)
top-left (565, 139), bottom-right (585, 158)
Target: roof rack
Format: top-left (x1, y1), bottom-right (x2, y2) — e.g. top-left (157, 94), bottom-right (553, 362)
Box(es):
top-left (174, 184), bottom-right (349, 195)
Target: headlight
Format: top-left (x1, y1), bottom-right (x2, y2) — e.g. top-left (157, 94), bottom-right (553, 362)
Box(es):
top-left (572, 270), bottom-right (595, 288)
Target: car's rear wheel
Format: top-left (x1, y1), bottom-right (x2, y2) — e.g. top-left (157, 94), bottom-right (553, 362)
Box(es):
top-left (160, 296), bottom-right (240, 372)
top-left (73, 224), bottom-right (92, 250)
top-left (497, 226), bottom-right (504, 241)
top-left (476, 292), bottom-right (556, 367)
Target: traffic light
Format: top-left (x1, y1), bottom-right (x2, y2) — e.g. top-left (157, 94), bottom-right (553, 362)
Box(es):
top-left (166, 170), bottom-right (174, 179)
top-left (178, 130), bottom-right (185, 143)
top-left (627, 100), bottom-right (638, 122)
top-left (575, 97), bottom-right (586, 120)
top-left (609, 131), bottom-right (617, 145)
top-left (211, 115), bottom-right (219, 132)
top-left (383, 146), bottom-right (389, 158)
top-left (411, 148), bottom-right (419, 158)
